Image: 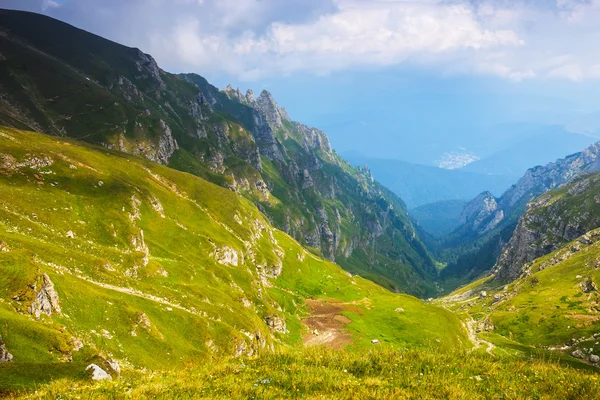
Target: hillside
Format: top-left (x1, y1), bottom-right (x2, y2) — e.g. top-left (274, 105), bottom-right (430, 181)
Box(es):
top-left (0, 9), bottom-right (436, 296)
top-left (440, 173), bottom-right (600, 366)
top-left (0, 127), bottom-right (466, 392)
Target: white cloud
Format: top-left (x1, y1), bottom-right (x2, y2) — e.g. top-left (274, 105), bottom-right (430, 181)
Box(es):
top-left (12, 0), bottom-right (600, 81)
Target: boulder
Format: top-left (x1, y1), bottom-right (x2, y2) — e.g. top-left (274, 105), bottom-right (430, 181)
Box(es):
top-left (479, 291), bottom-right (487, 299)
top-left (590, 354), bottom-right (600, 364)
top-left (85, 364), bottom-right (112, 381)
top-left (371, 339), bottom-right (380, 344)
top-left (580, 277), bottom-right (597, 293)
top-left (571, 349), bottom-right (586, 359)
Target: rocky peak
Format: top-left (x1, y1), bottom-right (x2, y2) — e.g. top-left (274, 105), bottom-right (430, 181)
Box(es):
top-left (246, 89), bottom-right (254, 103)
top-left (133, 49), bottom-right (166, 92)
top-left (458, 191), bottom-right (505, 234)
top-left (254, 90), bottom-right (290, 129)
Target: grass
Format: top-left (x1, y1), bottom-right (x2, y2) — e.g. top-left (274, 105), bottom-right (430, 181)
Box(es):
top-left (6, 347), bottom-right (600, 399)
top-left (0, 127), bottom-right (466, 393)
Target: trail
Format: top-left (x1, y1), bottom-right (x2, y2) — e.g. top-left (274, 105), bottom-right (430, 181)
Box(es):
top-left (465, 318), bottom-right (495, 355)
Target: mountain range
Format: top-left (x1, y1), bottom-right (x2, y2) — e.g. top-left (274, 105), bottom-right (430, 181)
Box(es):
top-left (3, 8), bottom-right (600, 398)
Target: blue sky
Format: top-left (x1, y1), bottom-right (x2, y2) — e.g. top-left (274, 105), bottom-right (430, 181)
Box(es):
top-left (4, 0), bottom-right (600, 163)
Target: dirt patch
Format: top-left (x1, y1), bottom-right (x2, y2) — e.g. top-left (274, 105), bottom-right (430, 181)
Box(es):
top-left (302, 299), bottom-right (354, 349)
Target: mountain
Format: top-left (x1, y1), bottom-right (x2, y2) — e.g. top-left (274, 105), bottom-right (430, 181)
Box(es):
top-left (0, 9), bottom-right (436, 296)
top-left (0, 126), bottom-right (465, 386)
top-left (444, 174), bottom-right (600, 364)
top-left (436, 140), bottom-right (600, 291)
top-left (495, 172), bottom-right (600, 282)
top-left (342, 154), bottom-right (515, 208)
top-left (409, 200), bottom-right (467, 237)
top-left (462, 126), bottom-right (596, 177)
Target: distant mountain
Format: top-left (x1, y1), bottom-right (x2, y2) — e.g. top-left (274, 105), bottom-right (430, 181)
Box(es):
top-left (410, 200), bottom-right (467, 237)
top-left (462, 126), bottom-right (596, 177)
top-left (438, 140), bottom-right (600, 291)
top-left (342, 153), bottom-right (516, 208)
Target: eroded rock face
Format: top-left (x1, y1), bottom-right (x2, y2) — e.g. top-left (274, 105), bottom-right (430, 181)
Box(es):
top-left (29, 273), bottom-right (61, 319)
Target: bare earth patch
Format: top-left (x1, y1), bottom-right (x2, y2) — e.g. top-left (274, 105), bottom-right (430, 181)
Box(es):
top-left (302, 299), bottom-right (354, 349)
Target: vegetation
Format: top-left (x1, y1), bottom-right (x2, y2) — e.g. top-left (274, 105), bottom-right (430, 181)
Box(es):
top-left (0, 127), bottom-right (464, 395)
top-left (5, 348), bottom-right (600, 399)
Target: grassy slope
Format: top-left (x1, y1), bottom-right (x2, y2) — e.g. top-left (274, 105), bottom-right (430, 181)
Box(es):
top-left (441, 228), bottom-right (600, 366)
top-left (0, 127), bottom-right (465, 393)
top-left (9, 348), bottom-right (600, 400)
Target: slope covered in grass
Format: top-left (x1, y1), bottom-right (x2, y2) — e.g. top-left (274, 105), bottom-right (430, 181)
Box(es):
top-left (0, 127), bottom-right (465, 394)
top-left (8, 348), bottom-right (600, 400)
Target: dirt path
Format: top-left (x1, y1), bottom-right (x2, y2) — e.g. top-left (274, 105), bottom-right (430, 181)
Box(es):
top-left (302, 299), bottom-right (355, 349)
top-left (465, 318), bottom-right (495, 355)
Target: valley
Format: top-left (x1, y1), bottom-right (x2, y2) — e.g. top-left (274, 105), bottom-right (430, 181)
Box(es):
top-left (1, 8), bottom-right (600, 399)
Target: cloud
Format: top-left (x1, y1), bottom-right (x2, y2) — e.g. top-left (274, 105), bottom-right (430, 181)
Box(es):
top-left (5, 0), bottom-right (600, 81)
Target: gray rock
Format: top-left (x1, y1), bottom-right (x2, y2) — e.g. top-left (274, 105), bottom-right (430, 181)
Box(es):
top-left (85, 364), bottom-right (112, 381)
top-left (0, 337), bottom-right (13, 362)
top-left (479, 291), bottom-right (487, 299)
top-left (29, 273), bottom-right (61, 319)
top-left (590, 354), bottom-right (600, 363)
top-left (571, 349), bottom-right (586, 359)
top-left (371, 339), bottom-right (380, 344)
top-left (580, 277), bottom-right (597, 293)
top-left (264, 314), bottom-right (287, 333)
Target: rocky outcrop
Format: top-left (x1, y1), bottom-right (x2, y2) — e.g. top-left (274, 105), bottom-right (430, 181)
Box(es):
top-left (264, 314), bottom-right (287, 333)
top-left (28, 273), bottom-right (61, 319)
top-left (458, 192), bottom-right (504, 234)
top-left (495, 173), bottom-right (600, 282)
top-left (213, 246), bottom-right (239, 267)
top-left (253, 90), bottom-right (290, 129)
top-left (0, 335), bottom-right (13, 362)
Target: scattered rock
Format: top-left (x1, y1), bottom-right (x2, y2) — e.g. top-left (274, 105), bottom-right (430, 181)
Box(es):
top-left (492, 294), bottom-right (504, 304)
top-left (591, 354), bottom-right (600, 364)
top-left (371, 339), bottom-right (380, 344)
top-left (85, 364), bottom-right (112, 381)
top-left (395, 308), bottom-right (405, 312)
top-left (312, 329), bottom-right (320, 336)
top-left (66, 230), bottom-right (75, 238)
top-left (479, 291), bottom-right (487, 299)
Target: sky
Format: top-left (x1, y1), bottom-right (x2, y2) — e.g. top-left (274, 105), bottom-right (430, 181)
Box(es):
top-left (3, 0), bottom-right (600, 164)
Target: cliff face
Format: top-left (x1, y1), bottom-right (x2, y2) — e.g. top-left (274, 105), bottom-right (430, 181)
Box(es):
top-left (495, 173), bottom-right (600, 281)
top-left (0, 10), bottom-right (436, 296)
